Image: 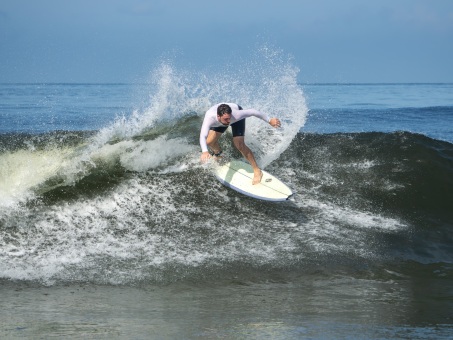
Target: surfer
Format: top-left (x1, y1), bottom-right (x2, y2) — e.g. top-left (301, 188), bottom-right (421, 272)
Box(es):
top-left (199, 103), bottom-right (281, 185)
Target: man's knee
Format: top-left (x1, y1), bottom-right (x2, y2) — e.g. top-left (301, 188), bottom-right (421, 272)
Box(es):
top-left (207, 131), bottom-right (222, 146)
top-left (233, 137), bottom-right (247, 152)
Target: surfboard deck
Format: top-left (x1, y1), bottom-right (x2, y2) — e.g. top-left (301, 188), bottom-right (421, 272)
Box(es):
top-left (214, 160), bottom-right (293, 201)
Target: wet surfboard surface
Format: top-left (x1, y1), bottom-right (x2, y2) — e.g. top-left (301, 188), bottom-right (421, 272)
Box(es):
top-left (214, 160), bottom-right (293, 201)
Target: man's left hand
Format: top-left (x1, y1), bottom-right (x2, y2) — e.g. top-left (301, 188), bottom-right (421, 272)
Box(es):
top-left (269, 118), bottom-right (281, 128)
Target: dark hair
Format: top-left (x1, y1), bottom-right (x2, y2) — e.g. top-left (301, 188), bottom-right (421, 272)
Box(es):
top-left (217, 104), bottom-right (232, 116)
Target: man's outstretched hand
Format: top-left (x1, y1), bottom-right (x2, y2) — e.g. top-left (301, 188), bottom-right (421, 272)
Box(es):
top-left (269, 118), bottom-right (281, 128)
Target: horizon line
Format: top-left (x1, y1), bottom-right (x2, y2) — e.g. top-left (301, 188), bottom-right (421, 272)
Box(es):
top-left (1, 82), bottom-right (453, 86)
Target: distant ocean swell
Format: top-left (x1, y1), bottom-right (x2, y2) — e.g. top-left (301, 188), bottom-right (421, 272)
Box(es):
top-left (1, 127), bottom-right (452, 285)
top-left (305, 105), bottom-right (453, 144)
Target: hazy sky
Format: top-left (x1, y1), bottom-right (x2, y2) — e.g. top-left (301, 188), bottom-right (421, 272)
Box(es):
top-left (1, 0), bottom-right (452, 83)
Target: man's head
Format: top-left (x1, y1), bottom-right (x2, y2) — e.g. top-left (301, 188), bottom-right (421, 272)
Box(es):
top-left (217, 104), bottom-right (232, 125)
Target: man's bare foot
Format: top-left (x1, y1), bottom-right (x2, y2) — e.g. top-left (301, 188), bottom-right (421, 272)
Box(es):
top-left (252, 169), bottom-right (263, 185)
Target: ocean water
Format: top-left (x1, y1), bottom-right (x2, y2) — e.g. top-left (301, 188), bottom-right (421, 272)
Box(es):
top-left (1, 57), bottom-right (453, 338)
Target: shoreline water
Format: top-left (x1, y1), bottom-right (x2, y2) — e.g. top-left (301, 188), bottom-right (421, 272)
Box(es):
top-left (2, 272), bottom-right (452, 339)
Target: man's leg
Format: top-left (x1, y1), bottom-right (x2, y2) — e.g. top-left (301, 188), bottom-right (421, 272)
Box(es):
top-left (206, 130), bottom-right (223, 155)
top-left (233, 136), bottom-right (263, 185)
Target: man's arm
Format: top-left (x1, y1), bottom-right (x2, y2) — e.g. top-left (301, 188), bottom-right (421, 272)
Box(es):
top-left (233, 108), bottom-right (270, 123)
top-left (199, 120), bottom-right (211, 153)
top-left (234, 108), bottom-right (281, 128)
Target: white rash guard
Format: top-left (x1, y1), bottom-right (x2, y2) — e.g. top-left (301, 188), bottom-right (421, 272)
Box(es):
top-left (199, 103), bottom-right (270, 153)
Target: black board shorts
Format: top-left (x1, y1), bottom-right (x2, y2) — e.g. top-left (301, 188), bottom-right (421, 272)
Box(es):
top-left (210, 105), bottom-right (245, 137)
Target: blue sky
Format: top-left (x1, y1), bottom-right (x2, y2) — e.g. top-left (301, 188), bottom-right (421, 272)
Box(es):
top-left (1, 0), bottom-right (452, 83)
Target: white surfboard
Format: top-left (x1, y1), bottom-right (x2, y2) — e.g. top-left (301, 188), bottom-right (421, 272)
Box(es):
top-left (214, 160), bottom-right (293, 201)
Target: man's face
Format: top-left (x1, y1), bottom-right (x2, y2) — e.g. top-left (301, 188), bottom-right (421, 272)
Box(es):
top-left (218, 113), bottom-right (231, 126)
